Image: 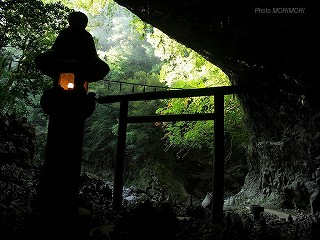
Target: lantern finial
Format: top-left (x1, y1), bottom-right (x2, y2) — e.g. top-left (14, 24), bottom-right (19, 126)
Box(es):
top-left (35, 11), bottom-right (109, 83)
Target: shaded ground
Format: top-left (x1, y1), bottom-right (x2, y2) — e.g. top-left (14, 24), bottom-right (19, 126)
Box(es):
top-left (1, 170), bottom-right (320, 240)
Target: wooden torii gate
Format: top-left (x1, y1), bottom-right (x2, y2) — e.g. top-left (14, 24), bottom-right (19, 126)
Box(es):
top-left (97, 85), bottom-right (258, 224)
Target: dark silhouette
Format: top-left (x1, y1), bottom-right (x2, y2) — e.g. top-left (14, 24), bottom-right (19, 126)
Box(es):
top-left (52, 11), bottom-right (97, 60)
top-left (111, 200), bottom-right (178, 240)
top-left (35, 11), bottom-right (109, 82)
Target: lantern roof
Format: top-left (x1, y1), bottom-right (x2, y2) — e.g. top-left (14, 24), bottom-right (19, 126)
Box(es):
top-left (35, 11), bottom-right (109, 82)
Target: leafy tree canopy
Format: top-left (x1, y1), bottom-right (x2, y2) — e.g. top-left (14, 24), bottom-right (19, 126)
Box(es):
top-left (42, 0), bottom-right (115, 15)
top-left (143, 29), bottom-right (249, 151)
top-left (0, 0), bottom-right (72, 115)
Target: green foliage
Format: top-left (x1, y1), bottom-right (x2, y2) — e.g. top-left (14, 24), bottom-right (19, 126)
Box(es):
top-left (0, 0), bottom-right (249, 199)
top-left (83, 70), bottom-right (168, 179)
top-left (0, 0), bottom-right (72, 115)
top-left (130, 16), bottom-right (153, 40)
top-left (147, 28), bottom-right (230, 86)
top-left (100, 34), bottom-right (160, 81)
top-left (82, 103), bottom-right (118, 176)
top-left (146, 28), bottom-right (250, 167)
top-left (157, 92), bottom-right (249, 159)
top-left (0, 0), bottom-right (72, 165)
top-left (42, 0), bottom-right (114, 15)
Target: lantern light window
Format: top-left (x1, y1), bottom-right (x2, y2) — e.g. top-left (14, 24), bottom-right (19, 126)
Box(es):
top-left (59, 73), bottom-right (75, 90)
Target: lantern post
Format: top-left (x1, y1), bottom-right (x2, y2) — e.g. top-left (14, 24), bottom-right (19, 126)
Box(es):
top-left (26, 12), bottom-right (109, 240)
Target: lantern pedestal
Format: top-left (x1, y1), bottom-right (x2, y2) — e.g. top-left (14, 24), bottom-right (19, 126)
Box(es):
top-left (25, 207), bottom-right (91, 240)
top-left (39, 87), bottom-right (95, 214)
top-left (26, 87), bottom-right (96, 240)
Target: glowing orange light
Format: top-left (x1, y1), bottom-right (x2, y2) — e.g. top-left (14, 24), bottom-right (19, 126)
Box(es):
top-left (58, 73), bottom-right (75, 90)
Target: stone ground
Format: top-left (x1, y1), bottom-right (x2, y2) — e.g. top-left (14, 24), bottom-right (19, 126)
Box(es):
top-left (89, 203), bottom-right (312, 240)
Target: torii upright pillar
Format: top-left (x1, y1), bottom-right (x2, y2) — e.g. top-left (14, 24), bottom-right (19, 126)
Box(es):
top-left (211, 93), bottom-right (225, 224)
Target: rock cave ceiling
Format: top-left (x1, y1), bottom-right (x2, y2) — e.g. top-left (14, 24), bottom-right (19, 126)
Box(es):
top-left (113, 0), bottom-right (315, 94)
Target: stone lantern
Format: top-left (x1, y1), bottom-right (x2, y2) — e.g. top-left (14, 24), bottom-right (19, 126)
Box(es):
top-left (26, 11), bottom-right (109, 240)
